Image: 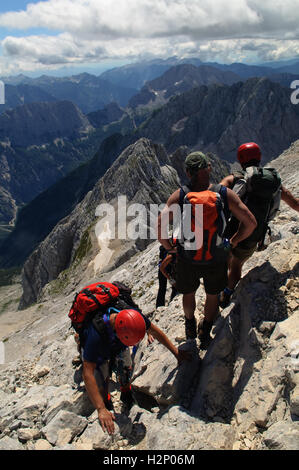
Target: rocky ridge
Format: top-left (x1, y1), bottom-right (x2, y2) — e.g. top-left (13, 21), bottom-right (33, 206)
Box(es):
top-left (0, 140), bottom-right (298, 450)
top-left (139, 77), bottom-right (299, 162)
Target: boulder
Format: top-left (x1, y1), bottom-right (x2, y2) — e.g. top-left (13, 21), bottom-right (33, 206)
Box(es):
top-left (263, 421), bottom-right (299, 450)
top-left (41, 410), bottom-right (87, 446)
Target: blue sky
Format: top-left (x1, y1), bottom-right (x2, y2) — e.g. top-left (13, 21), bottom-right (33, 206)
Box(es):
top-left (0, 0), bottom-right (40, 12)
top-left (0, 1), bottom-right (59, 39)
top-left (0, 1), bottom-right (298, 77)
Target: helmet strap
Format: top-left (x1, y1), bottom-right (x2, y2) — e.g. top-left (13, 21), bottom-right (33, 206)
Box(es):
top-left (104, 307), bottom-right (121, 325)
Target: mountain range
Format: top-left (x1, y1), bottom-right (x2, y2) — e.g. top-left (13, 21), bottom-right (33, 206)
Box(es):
top-left (1, 73), bottom-right (137, 114)
top-left (128, 64), bottom-right (242, 110)
top-left (2, 57), bottom-right (298, 114)
top-left (0, 55), bottom-right (298, 452)
top-left (0, 56), bottom-right (298, 269)
top-left (136, 77), bottom-right (299, 160)
top-left (98, 56), bottom-right (299, 89)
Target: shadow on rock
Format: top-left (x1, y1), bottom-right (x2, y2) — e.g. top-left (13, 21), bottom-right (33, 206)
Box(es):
top-left (188, 261), bottom-right (294, 423)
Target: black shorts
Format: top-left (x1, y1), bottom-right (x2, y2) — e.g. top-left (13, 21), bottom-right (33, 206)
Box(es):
top-left (176, 256), bottom-right (228, 295)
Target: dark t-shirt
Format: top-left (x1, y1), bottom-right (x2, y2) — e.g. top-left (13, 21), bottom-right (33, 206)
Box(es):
top-left (82, 311), bottom-right (151, 368)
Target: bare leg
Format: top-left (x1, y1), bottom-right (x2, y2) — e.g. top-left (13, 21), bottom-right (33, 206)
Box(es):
top-left (183, 292), bottom-right (196, 319)
top-left (198, 293), bottom-right (219, 348)
top-left (204, 293), bottom-right (219, 323)
top-left (228, 255), bottom-right (245, 290)
top-left (182, 292), bottom-right (197, 339)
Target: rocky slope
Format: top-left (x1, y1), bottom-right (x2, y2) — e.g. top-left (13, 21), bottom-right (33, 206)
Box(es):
top-left (0, 140), bottom-right (298, 451)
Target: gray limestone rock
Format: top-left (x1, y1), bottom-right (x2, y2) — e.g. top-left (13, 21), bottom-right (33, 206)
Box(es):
top-left (263, 421), bottom-right (299, 450)
top-left (41, 410), bottom-right (87, 446)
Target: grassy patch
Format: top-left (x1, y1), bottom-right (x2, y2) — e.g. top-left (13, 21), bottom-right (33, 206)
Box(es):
top-left (74, 229), bottom-right (92, 263)
top-left (47, 268), bottom-right (71, 296)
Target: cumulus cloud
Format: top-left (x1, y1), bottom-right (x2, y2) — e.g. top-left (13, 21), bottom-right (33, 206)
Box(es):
top-left (0, 0), bottom-right (298, 74)
top-left (0, 0), bottom-right (262, 39)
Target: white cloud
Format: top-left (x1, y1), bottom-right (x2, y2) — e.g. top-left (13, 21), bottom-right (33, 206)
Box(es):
top-left (0, 0), bottom-right (263, 39)
top-left (0, 0), bottom-right (298, 74)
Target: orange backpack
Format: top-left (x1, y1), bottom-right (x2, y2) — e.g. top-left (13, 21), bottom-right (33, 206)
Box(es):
top-left (177, 184), bottom-right (229, 264)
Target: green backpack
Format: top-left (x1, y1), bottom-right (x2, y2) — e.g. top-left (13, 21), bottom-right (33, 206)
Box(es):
top-left (227, 166), bottom-right (282, 243)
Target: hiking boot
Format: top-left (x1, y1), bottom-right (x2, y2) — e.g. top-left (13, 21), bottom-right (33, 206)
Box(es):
top-left (184, 316), bottom-right (197, 340)
top-left (120, 389), bottom-right (135, 410)
top-left (198, 319), bottom-right (213, 350)
top-left (219, 288), bottom-right (234, 309)
top-left (72, 355), bottom-right (82, 367)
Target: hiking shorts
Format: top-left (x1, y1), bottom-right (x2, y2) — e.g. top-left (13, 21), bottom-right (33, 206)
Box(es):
top-left (232, 240), bottom-right (257, 263)
top-left (176, 256), bottom-right (228, 295)
top-left (94, 348), bottom-right (132, 389)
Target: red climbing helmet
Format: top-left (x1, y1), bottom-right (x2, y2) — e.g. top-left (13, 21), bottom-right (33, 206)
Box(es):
top-left (115, 309), bottom-right (146, 346)
top-left (237, 142), bottom-right (262, 166)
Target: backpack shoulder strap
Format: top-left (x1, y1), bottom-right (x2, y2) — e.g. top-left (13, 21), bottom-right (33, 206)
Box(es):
top-left (179, 185), bottom-right (191, 209)
top-left (209, 184), bottom-right (230, 221)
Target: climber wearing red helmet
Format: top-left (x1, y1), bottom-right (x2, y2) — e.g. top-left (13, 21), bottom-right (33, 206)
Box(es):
top-left (237, 142), bottom-right (262, 167)
top-left (82, 305), bottom-right (190, 435)
top-left (219, 142), bottom-right (299, 308)
top-left (114, 309), bottom-right (147, 346)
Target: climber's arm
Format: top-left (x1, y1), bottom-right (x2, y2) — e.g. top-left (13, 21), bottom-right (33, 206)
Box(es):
top-left (148, 323), bottom-right (191, 365)
top-left (281, 186), bottom-right (299, 212)
top-left (82, 360), bottom-right (115, 435)
top-left (220, 174), bottom-right (234, 188)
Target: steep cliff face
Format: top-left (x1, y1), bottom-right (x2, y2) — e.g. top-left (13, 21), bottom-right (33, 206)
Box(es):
top-left (0, 141), bottom-right (298, 450)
